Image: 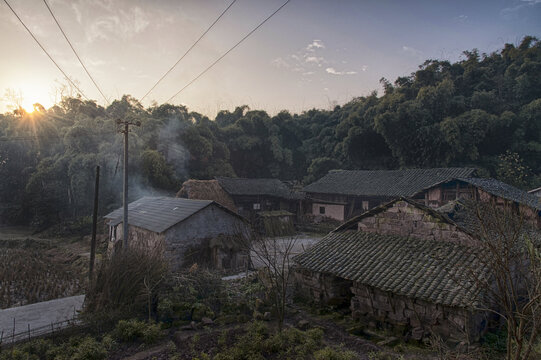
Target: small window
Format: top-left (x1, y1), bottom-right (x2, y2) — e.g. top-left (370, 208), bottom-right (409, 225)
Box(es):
top-left (319, 206), bottom-right (325, 215)
top-left (253, 203), bottom-right (261, 210)
top-left (362, 201), bottom-right (369, 211)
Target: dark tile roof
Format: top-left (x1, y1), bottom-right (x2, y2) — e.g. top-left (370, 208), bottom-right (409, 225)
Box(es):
top-left (216, 177), bottom-right (304, 200)
top-left (458, 177), bottom-right (541, 211)
top-left (104, 196), bottom-right (242, 233)
top-left (294, 231), bottom-right (485, 308)
top-left (303, 168), bottom-right (476, 197)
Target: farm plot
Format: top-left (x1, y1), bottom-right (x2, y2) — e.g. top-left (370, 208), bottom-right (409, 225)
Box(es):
top-left (0, 246), bottom-right (84, 309)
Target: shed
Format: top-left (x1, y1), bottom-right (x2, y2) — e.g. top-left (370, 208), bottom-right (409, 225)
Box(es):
top-left (294, 230), bottom-right (489, 343)
top-left (177, 179), bottom-right (237, 213)
top-left (215, 177), bottom-right (304, 219)
top-left (104, 197), bottom-right (251, 271)
top-left (302, 168), bottom-right (476, 221)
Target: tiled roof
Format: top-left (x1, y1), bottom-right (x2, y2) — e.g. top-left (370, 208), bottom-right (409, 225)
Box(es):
top-left (303, 168), bottom-right (476, 197)
top-left (104, 196), bottom-right (242, 233)
top-left (216, 177), bottom-right (304, 200)
top-left (294, 231), bottom-right (485, 308)
top-left (458, 177), bottom-right (541, 211)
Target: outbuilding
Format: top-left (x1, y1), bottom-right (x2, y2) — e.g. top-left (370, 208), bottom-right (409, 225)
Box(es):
top-left (104, 196), bottom-right (251, 271)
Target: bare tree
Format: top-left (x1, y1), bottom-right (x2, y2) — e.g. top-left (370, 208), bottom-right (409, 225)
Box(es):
top-left (456, 200), bottom-right (541, 360)
top-left (249, 233), bottom-right (298, 331)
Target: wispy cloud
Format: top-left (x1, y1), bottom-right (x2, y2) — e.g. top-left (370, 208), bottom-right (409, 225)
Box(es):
top-left (455, 14), bottom-right (468, 23)
top-left (86, 6), bottom-right (149, 42)
top-left (306, 39), bottom-right (325, 51)
top-left (402, 45), bottom-right (423, 59)
top-left (501, 0), bottom-right (541, 20)
top-left (326, 67), bottom-right (357, 76)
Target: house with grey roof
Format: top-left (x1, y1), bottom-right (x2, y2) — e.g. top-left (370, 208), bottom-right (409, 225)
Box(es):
top-left (215, 177), bottom-right (304, 220)
top-left (302, 168), bottom-right (476, 221)
top-left (415, 177), bottom-right (541, 228)
top-left (294, 197), bottom-right (490, 343)
top-left (104, 197), bottom-right (251, 271)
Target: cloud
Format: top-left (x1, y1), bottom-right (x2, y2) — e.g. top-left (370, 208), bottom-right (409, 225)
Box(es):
top-left (402, 45), bottom-right (423, 59)
top-left (326, 67), bottom-right (357, 75)
top-left (86, 6), bottom-right (149, 42)
top-left (271, 57), bottom-right (290, 68)
top-left (501, 0), bottom-right (541, 19)
top-left (306, 39), bottom-right (325, 51)
top-left (305, 56), bottom-right (325, 66)
top-left (302, 71), bottom-right (315, 76)
top-left (455, 14), bottom-right (468, 23)
top-left (361, 65), bottom-right (368, 72)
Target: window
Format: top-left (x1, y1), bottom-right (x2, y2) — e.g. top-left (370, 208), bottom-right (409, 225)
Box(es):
top-left (319, 206), bottom-right (325, 215)
top-left (253, 203), bottom-right (261, 210)
top-left (362, 201), bottom-right (369, 211)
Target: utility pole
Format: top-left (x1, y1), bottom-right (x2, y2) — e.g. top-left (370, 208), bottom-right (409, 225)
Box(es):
top-left (89, 165), bottom-right (100, 283)
top-left (116, 119), bottom-right (141, 249)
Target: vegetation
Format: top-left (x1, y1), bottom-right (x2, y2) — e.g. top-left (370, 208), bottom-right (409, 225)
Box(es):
top-left (0, 240), bottom-right (84, 309)
top-left (1, 37), bottom-right (541, 227)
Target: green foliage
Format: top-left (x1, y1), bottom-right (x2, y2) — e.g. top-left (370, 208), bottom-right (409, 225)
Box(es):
top-left (2, 36), bottom-right (541, 227)
top-left (315, 347), bottom-right (357, 360)
top-left (112, 319), bottom-right (162, 344)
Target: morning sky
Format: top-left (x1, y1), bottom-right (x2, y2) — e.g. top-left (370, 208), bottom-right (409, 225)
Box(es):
top-left (1, 0), bottom-right (540, 117)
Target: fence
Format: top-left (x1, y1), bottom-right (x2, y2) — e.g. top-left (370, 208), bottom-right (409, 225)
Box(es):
top-left (0, 313), bottom-right (80, 346)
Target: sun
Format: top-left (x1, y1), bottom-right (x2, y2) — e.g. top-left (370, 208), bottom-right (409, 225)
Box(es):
top-left (21, 99), bottom-right (36, 113)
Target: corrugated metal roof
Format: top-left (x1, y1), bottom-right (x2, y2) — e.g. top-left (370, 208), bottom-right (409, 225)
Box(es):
top-left (294, 230), bottom-right (486, 309)
top-left (104, 197), bottom-right (215, 233)
top-left (303, 168), bottom-right (476, 197)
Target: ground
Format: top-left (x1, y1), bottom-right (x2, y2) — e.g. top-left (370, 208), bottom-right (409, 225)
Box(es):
top-left (0, 226), bottom-right (92, 309)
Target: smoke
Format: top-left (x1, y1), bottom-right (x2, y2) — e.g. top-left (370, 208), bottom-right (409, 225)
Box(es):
top-left (157, 116), bottom-right (190, 180)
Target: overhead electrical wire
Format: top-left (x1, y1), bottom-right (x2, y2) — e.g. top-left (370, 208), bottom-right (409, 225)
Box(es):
top-left (165, 0), bottom-right (291, 104)
top-left (2, 0), bottom-right (90, 101)
top-left (140, 0), bottom-right (238, 102)
top-left (42, 0), bottom-right (110, 105)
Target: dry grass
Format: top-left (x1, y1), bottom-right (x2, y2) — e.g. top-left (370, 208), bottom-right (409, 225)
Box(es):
top-left (0, 247), bottom-right (84, 308)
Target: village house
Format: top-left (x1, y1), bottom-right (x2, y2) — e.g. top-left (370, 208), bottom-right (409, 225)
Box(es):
top-left (178, 177), bottom-right (304, 223)
top-left (294, 198), bottom-right (489, 344)
top-left (414, 177), bottom-right (541, 228)
top-left (302, 168), bottom-right (476, 221)
top-left (104, 196), bottom-right (251, 271)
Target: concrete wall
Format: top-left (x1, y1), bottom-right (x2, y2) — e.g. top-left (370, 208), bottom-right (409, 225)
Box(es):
top-left (312, 203), bottom-right (345, 221)
top-left (356, 200), bottom-right (475, 246)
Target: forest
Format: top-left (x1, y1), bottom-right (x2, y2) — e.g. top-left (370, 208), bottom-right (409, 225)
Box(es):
top-left (1, 36), bottom-right (540, 227)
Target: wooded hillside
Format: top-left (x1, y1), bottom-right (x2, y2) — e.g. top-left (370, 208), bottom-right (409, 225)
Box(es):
top-left (1, 36), bottom-right (540, 226)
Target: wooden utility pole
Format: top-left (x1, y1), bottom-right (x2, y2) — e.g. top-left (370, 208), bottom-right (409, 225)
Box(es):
top-left (89, 165), bottom-right (100, 283)
top-left (116, 119), bottom-right (140, 249)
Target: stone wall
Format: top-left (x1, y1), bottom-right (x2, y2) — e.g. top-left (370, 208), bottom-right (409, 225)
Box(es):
top-left (356, 200), bottom-right (476, 246)
top-left (294, 268), bottom-right (352, 306)
top-left (350, 281), bottom-right (487, 344)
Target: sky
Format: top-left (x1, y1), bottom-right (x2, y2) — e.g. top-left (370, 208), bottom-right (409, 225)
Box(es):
top-left (1, 0), bottom-right (540, 117)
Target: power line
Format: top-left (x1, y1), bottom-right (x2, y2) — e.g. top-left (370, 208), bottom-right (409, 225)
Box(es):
top-left (165, 0), bottom-right (291, 104)
top-left (42, 0), bottom-right (110, 105)
top-left (2, 0), bottom-right (90, 101)
top-left (0, 131), bottom-right (113, 142)
top-left (140, 0), bottom-right (238, 103)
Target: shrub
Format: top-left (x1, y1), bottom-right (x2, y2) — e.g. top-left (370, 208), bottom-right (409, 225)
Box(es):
top-left (84, 246), bottom-right (168, 320)
top-left (112, 319), bottom-right (162, 344)
top-left (314, 347), bottom-right (357, 360)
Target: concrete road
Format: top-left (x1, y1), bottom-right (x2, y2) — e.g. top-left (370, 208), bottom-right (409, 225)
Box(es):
top-left (250, 234), bottom-right (322, 269)
top-left (0, 295), bottom-right (84, 343)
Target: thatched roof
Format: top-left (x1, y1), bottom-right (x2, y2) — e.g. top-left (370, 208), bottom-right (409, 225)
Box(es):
top-left (177, 179), bottom-right (237, 213)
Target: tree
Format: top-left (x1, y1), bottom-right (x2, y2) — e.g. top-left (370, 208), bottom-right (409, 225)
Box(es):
top-left (458, 201), bottom-right (541, 360)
